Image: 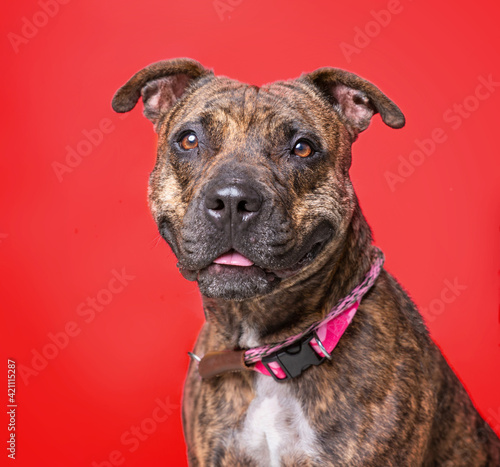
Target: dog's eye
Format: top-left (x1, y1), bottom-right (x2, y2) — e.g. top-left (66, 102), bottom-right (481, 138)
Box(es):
top-left (180, 132), bottom-right (198, 150)
top-left (292, 140), bottom-right (313, 158)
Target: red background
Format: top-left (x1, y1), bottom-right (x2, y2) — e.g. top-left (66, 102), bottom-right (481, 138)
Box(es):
top-left (1, 0), bottom-right (499, 465)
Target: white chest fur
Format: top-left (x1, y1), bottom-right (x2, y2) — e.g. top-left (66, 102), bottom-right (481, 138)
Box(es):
top-left (237, 374), bottom-right (319, 466)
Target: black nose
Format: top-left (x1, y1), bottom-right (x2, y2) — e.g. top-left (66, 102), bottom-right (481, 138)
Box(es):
top-left (204, 182), bottom-right (263, 230)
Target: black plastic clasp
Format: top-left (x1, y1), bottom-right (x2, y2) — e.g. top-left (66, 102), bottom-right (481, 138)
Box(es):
top-left (261, 332), bottom-right (325, 382)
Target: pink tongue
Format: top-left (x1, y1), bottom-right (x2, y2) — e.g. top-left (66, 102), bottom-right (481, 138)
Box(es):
top-left (213, 251), bottom-right (254, 267)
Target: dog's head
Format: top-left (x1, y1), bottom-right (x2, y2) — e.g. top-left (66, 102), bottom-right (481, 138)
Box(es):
top-left (112, 58), bottom-right (404, 301)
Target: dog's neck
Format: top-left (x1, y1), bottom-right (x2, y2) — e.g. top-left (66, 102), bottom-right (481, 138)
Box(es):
top-left (201, 202), bottom-right (374, 349)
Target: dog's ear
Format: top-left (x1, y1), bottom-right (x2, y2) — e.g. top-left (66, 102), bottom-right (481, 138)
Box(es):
top-left (111, 58), bottom-right (213, 131)
top-left (301, 67), bottom-right (405, 139)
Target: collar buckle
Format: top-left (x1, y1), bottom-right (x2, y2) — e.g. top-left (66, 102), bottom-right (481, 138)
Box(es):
top-left (261, 332), bottom-right (326, 382)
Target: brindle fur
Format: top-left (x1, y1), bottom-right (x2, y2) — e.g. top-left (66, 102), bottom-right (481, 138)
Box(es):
top-left (112, 58), bottom-right (500, 466)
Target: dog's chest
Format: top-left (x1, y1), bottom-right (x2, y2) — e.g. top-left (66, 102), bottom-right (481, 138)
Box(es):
top-left (235, 375), bottom-right (319, 466)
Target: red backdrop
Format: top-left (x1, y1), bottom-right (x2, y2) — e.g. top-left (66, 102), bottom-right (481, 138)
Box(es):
top-left (1, 0), bottom-right (499, 465)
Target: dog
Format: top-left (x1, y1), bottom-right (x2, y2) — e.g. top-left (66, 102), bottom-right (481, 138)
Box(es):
top-left (112, 58), bottom-right (500, 466)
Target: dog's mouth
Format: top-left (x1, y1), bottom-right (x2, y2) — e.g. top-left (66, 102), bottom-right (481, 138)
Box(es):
top-left (202, 249), bottom-right (278, 285)
top-left (213, 250), bottom-right (255, 267)
top-left (178, 236), bottom-right (330, 284)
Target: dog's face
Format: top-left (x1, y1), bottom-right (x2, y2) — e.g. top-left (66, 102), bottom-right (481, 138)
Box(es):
top-left (112, 59), bottom-right (404, 300)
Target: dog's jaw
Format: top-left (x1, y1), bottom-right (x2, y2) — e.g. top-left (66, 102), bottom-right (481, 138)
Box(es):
top-left (176, 226), bottom-right (334, 301)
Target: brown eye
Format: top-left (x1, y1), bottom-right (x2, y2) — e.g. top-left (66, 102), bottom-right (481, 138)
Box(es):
top-left (180, 132), bottom-right (198, 150)
top-left (292, 140), bottom-right (313, 158)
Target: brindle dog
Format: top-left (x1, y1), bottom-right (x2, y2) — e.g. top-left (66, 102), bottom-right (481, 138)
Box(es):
top-left (112, 58), bottom-right (500, 466)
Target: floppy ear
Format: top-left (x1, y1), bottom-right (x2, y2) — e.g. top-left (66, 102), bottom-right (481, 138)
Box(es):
top-left (301, 67), bottom-right (405, 139)
top-left (111, 58), bottom-right (213, 132)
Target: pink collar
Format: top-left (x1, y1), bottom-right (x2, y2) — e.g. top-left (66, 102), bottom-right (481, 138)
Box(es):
top-left (193, 248), bottom-right (385, 382)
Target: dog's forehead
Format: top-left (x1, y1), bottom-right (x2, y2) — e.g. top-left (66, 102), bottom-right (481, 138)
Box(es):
top-left (171, 76), bottom-right (330, 135)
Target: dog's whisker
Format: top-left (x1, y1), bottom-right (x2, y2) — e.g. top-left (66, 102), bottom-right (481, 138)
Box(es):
top-left (150, 234), bottom-right (163, 249)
